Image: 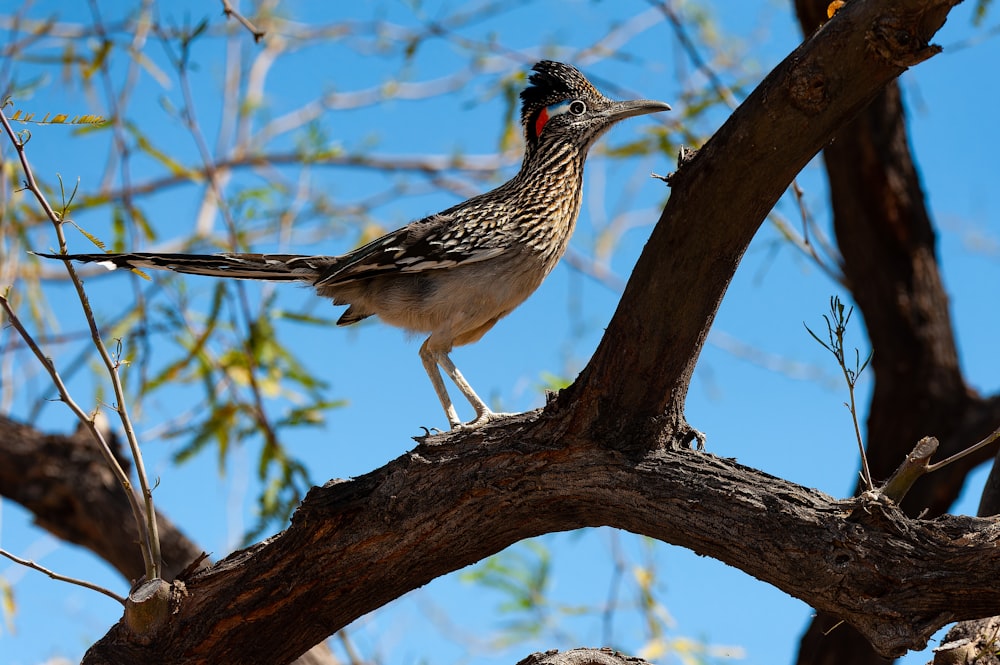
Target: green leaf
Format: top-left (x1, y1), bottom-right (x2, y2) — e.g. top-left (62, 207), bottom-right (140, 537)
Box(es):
top-left (0, 576), bottom-right (15, 635)
top-left (973, 0), bottom-right (994, 25)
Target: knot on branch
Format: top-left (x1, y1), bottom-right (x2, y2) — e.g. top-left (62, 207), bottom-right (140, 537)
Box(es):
top-left (788, 61), bottom-right (829, 115)
top-left (867, 15), bottom-right (942, 68)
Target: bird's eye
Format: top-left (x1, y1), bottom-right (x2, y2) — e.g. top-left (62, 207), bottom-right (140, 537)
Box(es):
top-left (569, 100), bottom-right (587, 115)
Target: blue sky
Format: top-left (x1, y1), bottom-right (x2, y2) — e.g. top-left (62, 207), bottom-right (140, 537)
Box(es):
top-left (2, 1), bottom-right (999, 664)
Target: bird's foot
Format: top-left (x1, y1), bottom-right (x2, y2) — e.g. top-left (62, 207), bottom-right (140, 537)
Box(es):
top-left (455, 410), bottom-right (517, 431)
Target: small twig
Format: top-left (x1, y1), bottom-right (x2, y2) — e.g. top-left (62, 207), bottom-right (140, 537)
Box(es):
top-left (220, 0), bottom-right (265, 42)
top-left (878, 428), bottom-right (1000, 503)
top-left (0, 103), bottom-right (162, 580)
top-left (649, 0), bottom-right (738, 109)
top-left (927, 426), bottom-right (1000, 473)
top-left (336, 630), bottom-right (364, 665)
top-left (805, 296), bottom-right (874, 491)
top-left (0, 292), bottom-right (147, 561)
top-left (823, 619), bottom-right (846, 636)
top-left (785, 181), bottom-right (845, 284)
top-left (880, 436), bottom-right (938, 502)
top-left (0, 547), bottom-right (125, 605)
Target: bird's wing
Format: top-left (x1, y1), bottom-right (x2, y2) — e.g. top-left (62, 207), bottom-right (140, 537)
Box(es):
top-left (313, 204), bottom-right (510, 287)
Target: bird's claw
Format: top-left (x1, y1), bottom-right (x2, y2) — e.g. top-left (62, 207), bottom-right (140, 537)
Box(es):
top-left (412, 426), bottom-right (444, 443)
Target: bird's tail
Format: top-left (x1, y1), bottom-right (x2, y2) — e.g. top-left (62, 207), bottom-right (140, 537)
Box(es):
top-left (33, 252), bottom-right (324, 282)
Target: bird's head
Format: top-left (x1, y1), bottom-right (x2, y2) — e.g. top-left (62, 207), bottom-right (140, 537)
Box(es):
top-left (519, 61), bottom-right (670, 152)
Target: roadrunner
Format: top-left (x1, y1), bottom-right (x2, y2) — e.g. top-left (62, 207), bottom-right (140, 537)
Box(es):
top-left (37, 61), bottom-right (670, 430)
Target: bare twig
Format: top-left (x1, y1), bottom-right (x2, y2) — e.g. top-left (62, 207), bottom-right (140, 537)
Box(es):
top-left (783, 181), bottom-right (845, 283)
top-left (220, 0), bottom-right (264, 42)
top-left (0, 291), bottom-right (149, 577)
top-left (0, 104), bottom-right (162, 580)
top-left (0, 547), bottom-right (126, 605)
top-left (927, 427), bottom-right (1000, 473)
top-left (649, 0), bottom-right (739, 108)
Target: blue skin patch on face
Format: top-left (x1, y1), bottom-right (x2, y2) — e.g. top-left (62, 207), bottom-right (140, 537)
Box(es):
top-left (535, 100), bottom-right (573, 137)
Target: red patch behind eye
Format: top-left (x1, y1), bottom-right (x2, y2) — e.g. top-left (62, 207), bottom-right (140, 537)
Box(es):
top-left (534, 107), bottom-right (550, 138)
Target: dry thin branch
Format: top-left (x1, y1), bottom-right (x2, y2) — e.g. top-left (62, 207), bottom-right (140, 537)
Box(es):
top-left (875, 426), bottom-right (1000, 505)
top-left (0, 293), bottom-right (148, 574)
top-left (0, 547), bottom-right (126, 605)
top-left (927, 426), bottom-right (1000, 472)
top-left (220, 0), bottom-right (264, 42)
top-left (0, 105), bottom-right (162, 580)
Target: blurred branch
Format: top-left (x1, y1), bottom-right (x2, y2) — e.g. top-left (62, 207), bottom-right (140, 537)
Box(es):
top-left (648, 0), bottom-right (739, 108)
top-left (220, 0), bottom-right (265, 43)
top-left (75, 150), bottom-right (510, 214)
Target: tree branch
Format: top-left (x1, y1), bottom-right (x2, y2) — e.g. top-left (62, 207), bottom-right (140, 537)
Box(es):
top-left (517, 648), bottom-right (653, 665)
top-left (83, 415), bottom-right (1000, 663)
top-left (791, 1), bottom-right (997, 662)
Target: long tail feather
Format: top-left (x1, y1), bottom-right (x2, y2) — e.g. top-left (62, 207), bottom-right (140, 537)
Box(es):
top-left (33, 252), bottom-right (324, 281)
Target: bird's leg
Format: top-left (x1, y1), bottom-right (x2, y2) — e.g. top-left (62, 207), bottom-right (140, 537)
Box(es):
top-left (435, 351), bottom-right (491, 421)
top-left (435, 351), bottom-right (515, 429)
top-left (419, 339), bottom-right (462, 429)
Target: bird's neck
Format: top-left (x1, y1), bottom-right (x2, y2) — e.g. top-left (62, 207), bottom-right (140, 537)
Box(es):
top-left (502, 139), bottom-right (587, 261)
top-left (515, 139), bottom-right (586, 191)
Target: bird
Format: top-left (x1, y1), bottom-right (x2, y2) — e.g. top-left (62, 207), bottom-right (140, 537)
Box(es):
top-left (36, 61), bottom-right (670, 430)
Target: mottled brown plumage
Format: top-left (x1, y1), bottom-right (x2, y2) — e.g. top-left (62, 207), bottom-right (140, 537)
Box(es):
top-left (36, 61), bottom-right (670, 429)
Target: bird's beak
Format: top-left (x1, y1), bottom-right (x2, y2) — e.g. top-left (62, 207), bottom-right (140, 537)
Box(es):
top-left (602, 99), bottom-right (671, 122)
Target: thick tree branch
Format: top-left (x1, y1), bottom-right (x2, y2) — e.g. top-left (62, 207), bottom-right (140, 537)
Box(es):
top-left (84, 415), bottom-right (1000, 663)
top-left (560, 0), bottom-right (956, 441)
top-left (517, 648), bottom-right (653, 665)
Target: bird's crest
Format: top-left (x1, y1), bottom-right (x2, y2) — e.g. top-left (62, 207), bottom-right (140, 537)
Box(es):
top-left (520, 61), bottom-right (602, 140)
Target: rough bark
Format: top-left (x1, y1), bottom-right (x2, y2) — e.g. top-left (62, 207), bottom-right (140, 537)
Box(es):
top-left (791, 1), bottom-right (1000, 663)
top-left (69, 0), bottom-right (974, 662)
top-left (517, 648), bottom-right (654, 665)
top-left (82, 414), bottom-right (1000, 664)
top-left (932, 446), bottom-right (1000, 663)
top-left (933, 617), bottom-right (1000, 665)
